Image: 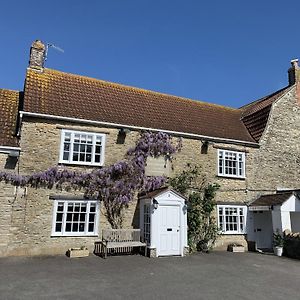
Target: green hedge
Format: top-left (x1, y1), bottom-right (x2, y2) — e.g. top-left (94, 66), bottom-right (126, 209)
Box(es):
top-left (284, 234), bottom-right (300, 259)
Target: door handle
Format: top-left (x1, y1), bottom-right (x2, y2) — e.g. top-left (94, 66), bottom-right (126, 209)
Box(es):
top-left (167, 228), bottom-right (172, 231)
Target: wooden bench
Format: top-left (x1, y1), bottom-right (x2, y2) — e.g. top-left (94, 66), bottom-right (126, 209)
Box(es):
top-left (95, 229), bottom-right (147, 259)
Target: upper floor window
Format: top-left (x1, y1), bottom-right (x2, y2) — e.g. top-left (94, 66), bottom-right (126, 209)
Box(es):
top-left (218, 149), bottom-right (245, 178)
top-left (52, 199), bottom-right (99, 236)
top-left (59, 130), bottom-right (105, 166)
top-left (217, 205), bottom-right (247, 234)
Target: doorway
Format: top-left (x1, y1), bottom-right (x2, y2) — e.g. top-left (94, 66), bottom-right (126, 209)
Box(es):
top-left (253, 211), bottom-right (273, 249)
top-left (158, 205), bottom-right (181, 256)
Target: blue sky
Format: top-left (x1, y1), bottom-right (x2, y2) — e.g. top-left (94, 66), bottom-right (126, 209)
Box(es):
top-left (1, 1), bottom-right (300, 107)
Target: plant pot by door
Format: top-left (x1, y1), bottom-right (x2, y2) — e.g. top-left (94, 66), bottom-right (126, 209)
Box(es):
top-left (273, 246), bottom-right (283, 257)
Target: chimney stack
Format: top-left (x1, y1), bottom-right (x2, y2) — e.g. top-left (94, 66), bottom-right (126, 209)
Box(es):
top-left (29, 40), bottom-right (46, 70)
top-left (288, 59), bottom-right (300, 86)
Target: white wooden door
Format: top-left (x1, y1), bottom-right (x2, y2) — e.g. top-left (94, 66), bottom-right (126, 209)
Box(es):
top-left (158, 205), bottom-right (181, 256)
top-left (253, 211), bottom-right (273, 249)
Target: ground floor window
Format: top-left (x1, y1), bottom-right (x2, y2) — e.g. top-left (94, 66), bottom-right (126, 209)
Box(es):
top-left (143, 204), bottom-right (151, 244)
top-left (217, 205), bottom-right (247, 234)
top-left (52, 200), bottom-right (99, 236)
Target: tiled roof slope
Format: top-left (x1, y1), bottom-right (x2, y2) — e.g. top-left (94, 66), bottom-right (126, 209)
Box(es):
top-left (0, 89), bottom-right (19, 147)
top-left (23, 68), bottom-right (256, 143)
top-left (249, 191), bottom-right (295, 206)
top-left (240, 86), bottom-right (292, 142)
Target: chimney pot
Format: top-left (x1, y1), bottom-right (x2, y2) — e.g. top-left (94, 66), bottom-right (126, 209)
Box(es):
top-left (29, 40), bottom-right (46, 70)
top-left (291, 59), bottom-right (299, 68)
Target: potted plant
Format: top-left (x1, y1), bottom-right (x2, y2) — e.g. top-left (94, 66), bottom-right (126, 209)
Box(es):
top-left (273, 230), bottom-right (284, 257)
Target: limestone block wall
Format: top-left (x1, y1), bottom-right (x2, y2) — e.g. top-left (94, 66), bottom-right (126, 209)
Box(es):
top-left (0, 116), bottom-right (258, 256)
top-left (247, 88), bottom-right (300, 193)
top-left (7, 93), bottom-right (300, 257)
top-left (0, 153), bottom-right (17, 256)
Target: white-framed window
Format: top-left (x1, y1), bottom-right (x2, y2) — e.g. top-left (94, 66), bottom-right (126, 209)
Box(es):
top-left (51, 200), bottom-right (99, 236)
top-left (143, 204), bottom-right (151, 244)
top-left (217, 205), bottom-right (247, 234)
top-left (218, 149), bottom-right (245, 178)
top-left (59, 129), bottom-right (105, 166)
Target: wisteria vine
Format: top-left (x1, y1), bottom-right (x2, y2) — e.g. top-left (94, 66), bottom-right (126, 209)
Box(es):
top-left (0, 131), bottom-right (181, 228)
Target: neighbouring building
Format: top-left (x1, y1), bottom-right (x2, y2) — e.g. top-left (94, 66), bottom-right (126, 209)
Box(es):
top-left (1, 40), bottom-right (300, 257)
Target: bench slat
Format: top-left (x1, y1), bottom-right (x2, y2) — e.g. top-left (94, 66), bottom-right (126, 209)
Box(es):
top-left (106, 241), bottom-right (146, 248)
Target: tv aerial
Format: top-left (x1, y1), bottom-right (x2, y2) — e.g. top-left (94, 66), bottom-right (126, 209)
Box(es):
top-left (45, 43), bottom-right (64, 61)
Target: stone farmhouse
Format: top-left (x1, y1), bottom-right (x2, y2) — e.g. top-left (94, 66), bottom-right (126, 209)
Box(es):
top-left (1, 40), bottom-right (300, 257)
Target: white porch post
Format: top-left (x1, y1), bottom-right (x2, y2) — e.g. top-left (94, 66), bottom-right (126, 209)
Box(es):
top-left (271, 210), bottom-right (292, 233)
top-left (280, 211), bottom-right (292, 232)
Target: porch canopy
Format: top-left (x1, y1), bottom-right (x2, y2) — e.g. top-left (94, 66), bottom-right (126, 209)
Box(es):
top-left (249, 192), bottom-right (297, 211)
top-left (249, 191), bottom-right (300, 233)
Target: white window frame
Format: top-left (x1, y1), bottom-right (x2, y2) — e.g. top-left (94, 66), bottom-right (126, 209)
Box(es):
top-left (217, 205), bottom-right (247, 234)
top-left (217, 149), bottom-right (245, 178)
top-left (59, 129), bottom-right (106, 166)
top-left (51, 199), bottom-right (100, 237)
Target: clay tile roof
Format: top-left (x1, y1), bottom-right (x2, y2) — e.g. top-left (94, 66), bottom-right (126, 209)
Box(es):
top-left (23, 68), bottom-right (256, 143)
top-left (240, 86), bottom-right (292, 142)
top-left (0, 89), bottom-right (20, 147)
top-left (250, 192), bottom-right (294, 207)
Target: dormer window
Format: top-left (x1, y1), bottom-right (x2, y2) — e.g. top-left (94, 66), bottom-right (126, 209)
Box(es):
top-left (59, 129), bottom-right (105, 166)
top-left (218, 149), bottom-right (245, 178)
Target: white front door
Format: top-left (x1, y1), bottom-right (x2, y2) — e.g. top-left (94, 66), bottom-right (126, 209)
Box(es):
top-left (253, 211), bottom-right (273, 249)
top-left (158, 205), bottom-right (181, 256)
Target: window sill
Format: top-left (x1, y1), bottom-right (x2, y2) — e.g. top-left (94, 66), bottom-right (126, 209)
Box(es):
top-left (51, 234), bottom-right (99, 237)
top-left (217, 175), bottom-right (246, 180)
top-left (58, 161), bottom-right (104, 167)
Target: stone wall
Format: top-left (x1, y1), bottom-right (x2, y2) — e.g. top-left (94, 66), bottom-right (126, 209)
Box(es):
top-left (247, 88), bottom-right (300, 193)
top-left (2, 86), bottom-right (300, 257)
top-left (0, 116), bottom-right (257, 256)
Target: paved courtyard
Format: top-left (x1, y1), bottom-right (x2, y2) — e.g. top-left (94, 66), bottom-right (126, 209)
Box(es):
top-left (0, 251), bottom-right (299, 300)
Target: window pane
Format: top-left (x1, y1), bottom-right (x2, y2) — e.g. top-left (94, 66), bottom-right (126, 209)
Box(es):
top-left (79, 223), bottom-right (85, 232)
top-left (72, 223), bottom-right (78, 232)
top-left (63, 152), bottom-right (69, 161)
top-left (56, 213), bottom-right (63, 222)
top-left (66, 213), bottom-right (72, 222)
top-left (90, 204), bottom-right (96, 212)
top-left (65, 223), bottom-right (72, 232)
top-left (95, 155), bottom-right (101, 163)
top-left (73, 153), bottom-right (79, 161)
top-left (73, 213), bottom-right (79, 222)
top-left (88, 223), bottom-right (94, 232)
top-left (87, 145), bottom-right (92, 153)
top-left (89, 213), bottom-right (95, 222)
top-left (80, 213), bottom-right (86, 222)
top-left (55, 223), bottom-right (62, 232)
top-left (57, 203), bottom-right (64, 211)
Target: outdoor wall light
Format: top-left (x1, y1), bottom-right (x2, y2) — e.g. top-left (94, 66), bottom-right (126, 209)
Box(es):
top-left (153, 199), bottom-right (159, 209)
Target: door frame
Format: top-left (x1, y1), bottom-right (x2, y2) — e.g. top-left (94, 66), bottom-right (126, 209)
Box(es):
top-left (156, 203), bottom-right (182, 256)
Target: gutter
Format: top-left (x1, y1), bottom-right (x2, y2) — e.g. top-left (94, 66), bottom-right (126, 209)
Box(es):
top-left (19, 111), bottom-right (259, 148)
